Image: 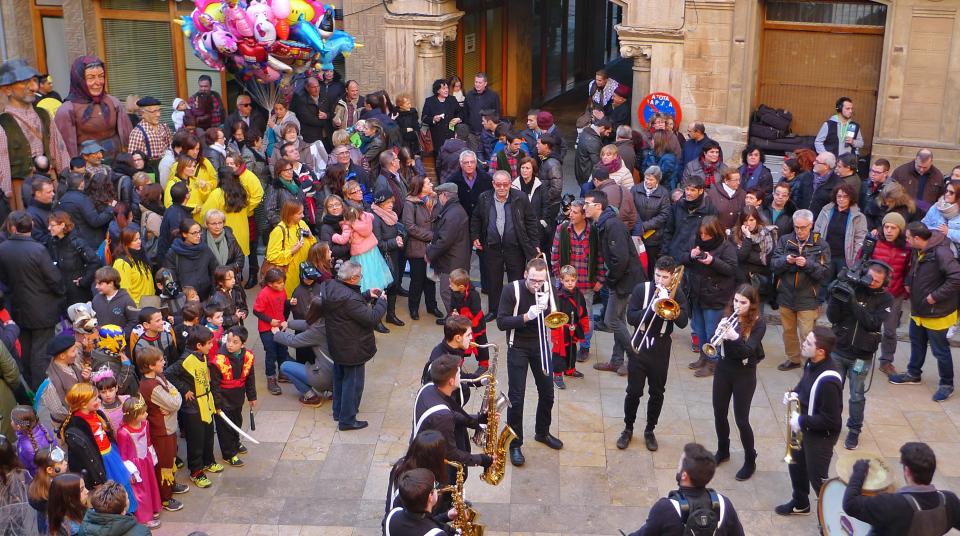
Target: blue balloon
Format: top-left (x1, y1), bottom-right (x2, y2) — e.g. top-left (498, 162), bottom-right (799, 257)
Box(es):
top-left (318, 30), bottom-right (355, 70)
top-left (289, 14), bottom-right (326, 53)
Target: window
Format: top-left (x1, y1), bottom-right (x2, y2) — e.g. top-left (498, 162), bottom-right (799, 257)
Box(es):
top-left (41, 16), bottom-right (69, 97)
top-left (101, 0), bottom-right (166, 11)
top-left (766, 1), bottom-right (887, 26)
top-left (103, 19), bottom-right (176, 121)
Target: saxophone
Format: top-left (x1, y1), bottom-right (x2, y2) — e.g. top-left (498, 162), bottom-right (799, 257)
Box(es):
top-left (469, 342), bottom-right (517, 486)
top-left (438, 460), bottom-right (484, 536)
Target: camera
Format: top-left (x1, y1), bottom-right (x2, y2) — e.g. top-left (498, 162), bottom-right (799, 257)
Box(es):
top-left (829, 235), bottom-right (879, 302)
top-left (299, 229), bottom-right (311, 239)
top-left (694, 251), bottom-right (708, 261)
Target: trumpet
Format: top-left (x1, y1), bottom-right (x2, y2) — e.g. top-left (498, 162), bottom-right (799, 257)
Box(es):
top-left (701, 311), bottom-right (740, 358)
top-left (784, 392), bottom-right (803, 464)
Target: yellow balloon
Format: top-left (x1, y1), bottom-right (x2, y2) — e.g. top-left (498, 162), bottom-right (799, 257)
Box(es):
top-left (287, 0), bottom-right (315, 23)
top-left (204, 2), bottom-right (225, 23)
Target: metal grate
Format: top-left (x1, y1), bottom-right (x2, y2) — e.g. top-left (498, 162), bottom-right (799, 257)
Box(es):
top-left (766, 1), bottom-right (887, 26)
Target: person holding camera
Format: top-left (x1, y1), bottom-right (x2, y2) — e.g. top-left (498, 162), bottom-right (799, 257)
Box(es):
top-left (826, 257), bottom-right (893, 450)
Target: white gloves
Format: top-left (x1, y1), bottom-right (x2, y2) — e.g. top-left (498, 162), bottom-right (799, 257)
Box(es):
top-left (657, 286), bottom-right (670, 300)
top-left (789, 413), bottom-right (801, 433)
top-left (783, 392), bottom-right (793, 406)
top-left (722, 327), bottom-right (739, 341)
top-left (536, 292), bottom-right (550, 309)
top-left (526, 303), bottom-right (545, 321)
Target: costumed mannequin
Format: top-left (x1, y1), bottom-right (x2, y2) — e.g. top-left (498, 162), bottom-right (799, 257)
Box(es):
top-left (54, 56), bottom-right (133, 162)
top-left (0, 59), bottom-right (69, 215)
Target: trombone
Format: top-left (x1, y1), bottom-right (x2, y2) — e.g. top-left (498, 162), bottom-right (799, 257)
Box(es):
top-left (533, 253), bottom-right (569, 374)
top-left (631, 265), bottom-right (684, 351)
top-left (701, 311), bottom-right (740, 358)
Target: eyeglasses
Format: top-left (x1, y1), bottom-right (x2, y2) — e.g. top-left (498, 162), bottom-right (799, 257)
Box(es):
top-left (794, 224), bottom-right (812, 231)
top-left (187, 229), bottom-right (202, 236)
top-left (327, 202), bottom-right (343, 209)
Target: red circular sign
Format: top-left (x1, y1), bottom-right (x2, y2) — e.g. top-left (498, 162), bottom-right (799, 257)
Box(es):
top-left (638, 92), bottom-right (683, 128)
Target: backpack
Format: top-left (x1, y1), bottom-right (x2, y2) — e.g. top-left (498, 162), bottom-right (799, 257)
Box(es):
top-left (668, 489), bottom-right (723, 536)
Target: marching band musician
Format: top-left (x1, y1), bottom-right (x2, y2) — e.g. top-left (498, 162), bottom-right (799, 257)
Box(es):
top-left (775, 326), bottom-right (844, 517)
top-left (497, 256), bottom-right (564, 467)
top-left (712, 285), bottom-right (766, 481)
top-left (386, 430), bottom-right (453, 517)
top-left (619, 255), bottom-right (689, 452)
top-left (410, 354), bottom-right (493, 480)
top-left (844, 442), bottom-right (960, 535)
top-left (382, 468), bottom-right (456, 536)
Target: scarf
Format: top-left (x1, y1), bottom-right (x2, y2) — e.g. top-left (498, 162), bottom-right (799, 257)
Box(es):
top-left (721, 182), bottom-right (737, 197)
top-left (700, 156), bottom-right (718, 186)
top-left (683, 194), bottom-right (704, 211)
top-left (936, 198), bottom-right (959, 220)
top-left (210, 143), bottom-right (226, 156)
top-left (371, 203), bottom-right (398, 226)
top-left (278, 178), bottom-right (301, 196)
top-left (206, 230), bottom-right (229, 266)
top-left (170, 237), bottom-right (208, 260)
top-left (695, 233), bottom-right (723, 252)
top-left (604, 156), bottom-right (623, 175)
top-left (322, 213), bottom-right (343, 227)
top-left (66, 56), bottom-right (109, 122)
top-left (813, 171), bottom-right (830, 192)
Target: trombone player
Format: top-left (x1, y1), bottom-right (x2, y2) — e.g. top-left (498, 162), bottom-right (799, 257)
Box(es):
top-left (619, 256), bottom-right (688, 452)
top-left (775, 326), bottom-right (844, 517)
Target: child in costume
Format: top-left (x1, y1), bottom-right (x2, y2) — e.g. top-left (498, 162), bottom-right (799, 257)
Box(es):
top-left (116, 395), bottom-right (162, 528)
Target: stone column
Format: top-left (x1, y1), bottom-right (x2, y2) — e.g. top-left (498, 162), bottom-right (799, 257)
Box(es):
top-left (383, 12), bottom-right (462, 109)
top-left (619, 45), bottom-right (651, 130)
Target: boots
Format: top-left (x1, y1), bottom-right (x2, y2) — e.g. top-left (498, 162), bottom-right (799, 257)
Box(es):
top-left (245, 253), bottom-right (260, 289)
top-left (694, 360), bottom-right (715, 377)
top-left (385, 293), bottom-right (405, 326)
top-left (688, 356), bottom-right (707, 370)
top-left (736, 449), bottom-right (757, 481)
top-left (715, 440), bottom-right (730, 464)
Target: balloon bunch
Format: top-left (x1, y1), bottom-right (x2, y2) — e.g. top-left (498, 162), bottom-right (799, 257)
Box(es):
top-left (178, 0), bottom-right (357, 97)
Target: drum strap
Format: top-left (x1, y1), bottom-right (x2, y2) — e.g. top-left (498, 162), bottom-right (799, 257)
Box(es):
top-left (903, 492), bottom-right (949, 536)
top-left (808, 370), bottom-right (843, 416)
top-left (669, 491), bottom-right (726, 526)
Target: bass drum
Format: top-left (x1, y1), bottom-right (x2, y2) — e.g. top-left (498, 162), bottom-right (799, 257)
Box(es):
top-left (818, 478), bottom-right (873, 535)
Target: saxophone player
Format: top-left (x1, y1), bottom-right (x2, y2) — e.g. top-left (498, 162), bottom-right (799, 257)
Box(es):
top-left (620, 255), bottom-right (689, 452)
top-left (775, 326), bottom-right (844, 517)
top-left (383, 468), bottom-right (456, 536)
top-left (412, 354), bottom-right (494, 481)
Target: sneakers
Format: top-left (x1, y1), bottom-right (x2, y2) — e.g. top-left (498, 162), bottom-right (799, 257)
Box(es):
top-left (205, 462), bottom-right (224, 474)
top-left (145, 520), bottom-right (162, 529)
top-left (933, 385), bottom-right (955, 402)
top-left (237, 443), bottom-right (248, 455)
top-left (224, 455), bottom-right (244, 467)
top-left (844, 431), bottom-right (860, 450)
top-left (300, 393), bottom-right (325, 407)
top-left (948, 324), bottom-right (958, 339)
top-left (775, 500), bottom-right (811, 516)
top-left (267, 376), bottom-right (282, 395)
top-left (171, 482), bottom-right (189, 494)
top-left (190, 473), bottom-right (212, 489)
top-left (889, 373), bottom-right (921, 385)
top-left (564, 369), bottom-right (584, 378)
top-left (553, 375), bottom-right (566, 390)
top-left (277, 373), bottom-right (291, 383)
top-left (163, 498), bottom-right (184, 511)
top-left (878, 363), bottom-right (897, 377)
top-left (175, 457), bottom-right (184, 470)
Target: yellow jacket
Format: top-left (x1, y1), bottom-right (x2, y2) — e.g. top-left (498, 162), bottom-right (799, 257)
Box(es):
top-left (265, 220), bottom-right (316, 296)
top-left (201, 189), bottom-right (250, 256)
top-left (164, 159), bottom-right (218, 222)
top-left (113, 257), bottom-right (156, 307)
top-left (238, 169), bottom-right (264, 216)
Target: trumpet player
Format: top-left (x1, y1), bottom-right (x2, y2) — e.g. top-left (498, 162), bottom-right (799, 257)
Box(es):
top-left (497, 256), bottom-right (564, 467)
top-left (619, 256), bottom-right (689, 452)
top-left (712, 285), bottom-right (765, 481)
top-left (776, 326), bottom-right (843, 517)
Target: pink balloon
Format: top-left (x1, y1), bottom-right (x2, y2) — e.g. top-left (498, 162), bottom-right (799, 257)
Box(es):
top-left (272, 0), bottom-right (291, 20)
top-left (224, 3), bottom-right (254, 38)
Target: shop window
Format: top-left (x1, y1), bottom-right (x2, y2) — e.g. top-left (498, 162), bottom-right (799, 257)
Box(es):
top-left (103, 19), bottom-right (176, 121)
top-left (101, 0), bottom-right (167, 11)
top-left (766, 1), bottom-right (886, 26)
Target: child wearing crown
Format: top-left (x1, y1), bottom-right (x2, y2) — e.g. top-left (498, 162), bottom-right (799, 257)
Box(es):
top-left (116, 395), bottom-right (163, 529)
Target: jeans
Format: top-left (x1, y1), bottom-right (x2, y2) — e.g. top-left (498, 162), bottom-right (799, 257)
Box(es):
top-left (780, 307), bottom-right (818, 364)
top-left (581, 290), bottom-right (596, 349)
top-left (332, 363), bottom-right (365, 425)
top-left (605, 290), bottom-right (633, 366)
top-left (407, 257), bottom-right (438, 314)
top-left (832, 353), bottom-right (869, 434)
top-left (259, 330), bottom-right (289, 377)
top-left (691, 306), bottom-right (724, 360)
top-left (906, 319), bottom-right (954, 387)
top-left (506, 345), bottom-right (554, 446)
top-left (280, 361), bottom-right (311, 395)
top-left (879, 296), bottom-right (904, 366)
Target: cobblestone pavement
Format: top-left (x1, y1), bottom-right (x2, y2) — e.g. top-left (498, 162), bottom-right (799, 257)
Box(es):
top-left (152, 291), bottom-right (960, 536)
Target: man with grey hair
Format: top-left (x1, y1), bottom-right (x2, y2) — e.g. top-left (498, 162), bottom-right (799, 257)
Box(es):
top-left (316, 259), bottom-right (387, 431)
top-left (449, 149), bottom-right (493, 295)
top-left (614, 125), bottom-right (637, 173)
top-left (771, 209), bottom-right (831, 371)
top-left (807, 151), bottom-right (842, 218)
top-left (428, 182), bottom-right (471, 320)
top-left (891, 148), bottom-right (945, 211)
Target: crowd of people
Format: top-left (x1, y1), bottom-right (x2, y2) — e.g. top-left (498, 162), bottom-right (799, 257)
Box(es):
top-left (1, 53), bottom-right (960, 535)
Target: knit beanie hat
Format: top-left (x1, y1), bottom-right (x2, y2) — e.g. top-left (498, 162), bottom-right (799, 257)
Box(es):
top-left (882, 211), bottom-right (906, 232)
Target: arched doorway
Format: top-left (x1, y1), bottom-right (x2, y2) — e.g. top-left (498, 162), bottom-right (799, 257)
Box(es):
top-left (755, 0), bottom-right (887, 154)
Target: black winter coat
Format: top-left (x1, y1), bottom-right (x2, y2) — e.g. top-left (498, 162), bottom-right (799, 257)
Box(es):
top-left (471, 189), bottom-right (540, 261)
top-left (163, 238), bottom-right (219, 301)
top-left (771, 233), bottom-right (831, 311)
top-left (265, 179), bottom-right (307, 231)
top-left (421, 95), bottom-right (461, 151)
top-left (157, 204), bottom-right (192, 264)
top-left (808, 172), bottom-right (842, 219)
top-left (437, 138), bottom-right (468, 183)
top-left (663, 196), bottom-right (718, 261)
top-left (448, 169), bottom-right (492, 221)
top-left (0, 235), bottom-right (64, 328)
top-left (463, 89), bottom-right (501, 133)
top-left (62, 410), bottom-right (113, 489)
top-left (27, 199), bottom-right (53, 246)
top-left (759, 198), bottom-right (796, 240)
top-left (319, 279), bottom-right (387, 366)
top-left (575, 127), bottom-right (604, 184)
top-left (427, 196), bottom-right (471, 274)
top-left (319, 214), bottom-right (351, 263)
top-left (631, 184), bottom-right (672, 246)
top-left (393, 108), bottom-right (422, 155)
top-left (538, 152), bottom-right (563, 224)
top-left (58, 188), bottom-right (114, 249)
top-left (48, 230), bottom-right (100, 307)
top-left (905, 231), bottom-right (960, 318)
top-left (291, 92), bottom-right (328, 144)
top-left (679, 239), bottom-right (738, 310)
top-left (826, 285), bottom-right (893, 361)
top-left (373, 211), bottom-right (402, 282)
top-left (207, 226), bottom-right (245, 281)
top-left (594, 207), bottom-right (645, 296)
top-left (402, 196), bottom-right (433, 259)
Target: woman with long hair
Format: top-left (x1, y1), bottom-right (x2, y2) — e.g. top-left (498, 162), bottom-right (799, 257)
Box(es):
top-left (447, 75), bottom-right (465, 106)
top-left (47, 211), bottom-right (100, 307)
top-left (360, 119), bottom-right (387, 178)
top-left (111, 228), bottom-right (155, 307)
top-left (162, 219), bottom-right (218, 301)
top-left (46, 473), bottom-right (87, 536)
top-left (226, 119), bottom-right (249, 155)
top-left (685, 216), bottom-right (739, 377)
top-left (163, 133), bottom-right (217, 215)
top-left (403, 176), bottom-right (442, 321)
top-left (323, 164), bottom-right (347, 200)
top-left (392, 94), bottom-right (422, 156)
top-left (106, 201), bottom-right (139, 244)
top-left (712, 284), bottom-right (765, 481)
top-left (386, 430), bottom-right (451, 515)
top-left (778, 157), bottom-right (812, 210)
top-left (265, 199), bottom-right (317, 296)
top-left (138, 182), bottom-right (164, 260)
top-left (878, 180), bottom-right (925, 226)
top-left (730, 206), bottom-right (774, 300)
top-left (397, 146), bottom-right (426, 186)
